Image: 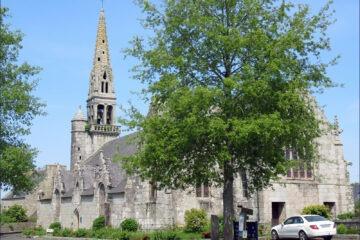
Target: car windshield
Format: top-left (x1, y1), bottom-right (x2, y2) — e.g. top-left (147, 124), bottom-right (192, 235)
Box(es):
top-left (304, 216), bottom-right (327, 222)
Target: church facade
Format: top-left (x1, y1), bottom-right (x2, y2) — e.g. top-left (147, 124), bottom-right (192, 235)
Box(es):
top-left (2, 9), bottom-right (354, 230)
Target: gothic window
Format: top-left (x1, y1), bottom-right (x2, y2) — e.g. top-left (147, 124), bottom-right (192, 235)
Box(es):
top-left (98, 57), bottom-right (100, 61)
top-left (53, 189), bottom-right (61, 221)
top-left (98, 183), bottom-right (106, 217)
top-left (149, 181), bottom-right (157, 202)
top-left (102, 39), bottom-right (105, 43)
top-left (101, 82), bottom-right (104, 93)
top-left (105, 82), bottom-right (108, 93)
top-left (196, 182), bottom-right (210, 198)
top-left (285, 148), bottom-right (313, 179)
top-left (103, 72), bottom-right (107, 80)
top-left (106, 106), bottom-right (112, 125)
top-left (97, 105), bottom-right (104, 124)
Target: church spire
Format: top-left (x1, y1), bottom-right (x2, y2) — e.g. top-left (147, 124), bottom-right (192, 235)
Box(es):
top-left (86, 9), bottom-right (118, 129)
top-left (92, 9), bottom-right (111, 73)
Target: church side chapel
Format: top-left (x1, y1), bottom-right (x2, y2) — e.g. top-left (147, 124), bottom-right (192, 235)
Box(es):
top-left (2, 9), bottom-right (354, 230)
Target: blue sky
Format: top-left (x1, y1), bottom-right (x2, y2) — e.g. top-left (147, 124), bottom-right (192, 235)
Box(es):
top-left (3, 0), bottom-right (359, 183)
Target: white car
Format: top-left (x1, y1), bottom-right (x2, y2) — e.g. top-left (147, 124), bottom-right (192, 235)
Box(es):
top-left (271, 215), bottom-right (336, 240)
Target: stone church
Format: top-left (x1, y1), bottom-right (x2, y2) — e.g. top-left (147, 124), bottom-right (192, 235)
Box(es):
top-left (2, 9), bottom-right (354, 230)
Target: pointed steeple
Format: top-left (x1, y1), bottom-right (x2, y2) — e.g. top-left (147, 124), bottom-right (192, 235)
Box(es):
top-left (88, 9), bottom-right (115, 99)
top-left (92, 9), bottom-right (111, 72)
top-left (86, 9), bottom-right (118, 129)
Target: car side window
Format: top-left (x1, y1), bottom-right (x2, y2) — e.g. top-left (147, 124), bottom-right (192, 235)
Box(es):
top-left (284, 217), bottom-right (294, 225)
top-left (295, 217), bottom-right (304, 224)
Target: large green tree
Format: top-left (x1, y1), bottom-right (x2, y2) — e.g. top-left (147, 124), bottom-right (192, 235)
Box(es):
top-left (0, 8), bottom-right (45, 192)
top-left (121, 1), bottom-right (336, 239)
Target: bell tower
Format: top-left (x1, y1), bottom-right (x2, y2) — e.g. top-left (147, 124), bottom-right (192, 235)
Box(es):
top-left (71, 9), bottom-right (119, 171)
top-left (87, 9), bottom-right (117, 127)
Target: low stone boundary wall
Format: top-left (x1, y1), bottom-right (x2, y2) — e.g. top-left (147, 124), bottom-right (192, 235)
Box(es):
top-left (335, 219), bottom-right (360, 229)
top-left (0, 222), bottom-right (35, 234)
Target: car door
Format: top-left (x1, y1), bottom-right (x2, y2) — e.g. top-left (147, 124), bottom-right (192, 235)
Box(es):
top-left (288, 217), bottom-right (304, 238)
top-left (279, 217), bottom-right (295, 238)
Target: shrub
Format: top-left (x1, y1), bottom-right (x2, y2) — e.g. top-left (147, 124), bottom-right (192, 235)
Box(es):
top-left (302, 205), bottom-right (331, 219)
top-left (61, 228), bottom-right (74, 237)
top-left (346, 227), bottom-right (360, 234)
top-left (0, 214), bottom-right (16, 224)
top-left (337, 224), bottom-right (347, 234)
top-left (151, 231), bottom-right (179, 240)
top-left (74, 228), bottom-right (89, 237)
top-left (92, 215), bottom-right (106, 230)
top-left (4, 205), bottom-right (27, 222)
top-left (184, 208), bottom-right (208, 232)
top-left (22, 227), bottom-right (45, 237)
top-left (120, 218), bottom-right (139, 232)
top-left (337, 212), bottom-right (354, 220)
top-left (49, 221), bottom-right (62, 230)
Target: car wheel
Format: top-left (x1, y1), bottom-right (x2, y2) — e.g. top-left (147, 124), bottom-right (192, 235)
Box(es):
top-left (299, 231), bottom-right (308, 240)
top-left (324, 237), bottom-right (332, 240)
top-left (271, 230), bottom-right (279, 240)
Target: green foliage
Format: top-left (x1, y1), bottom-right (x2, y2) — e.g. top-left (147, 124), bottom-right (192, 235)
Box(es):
top-left (337, 224), bottom-right (347, 234)
top-left (2, 205), bottom-right (27, 222)
top-left (302, 204), bottom-right (331, 218)
top-left (184, 209), bottom-right (208, 232)
top-left (121, 218), bottom-right (140, 232)
top-left (91, 228), bottom-right (130, 239)
top-left (74, 228), bottom-right (88, 237)
top-left (0, 213), bottom-right (15, 224)
top-left (49, 221), bottom-right (62, 230)
top-left (92, 215), bottom-right (106, 230)
top-left (355, 200), bottom-right (360, 217)
top-left (337, 212), bottom-right (354, 220)
top-left (258, 223), bottom-right (271, 237)
top-left (121, 1), bottom-right (337, 238)
top-left (22, 227), bottom-right (45, 237)
top-left (336, 224), bottom-right (360, 235)
top-left (151, 231), bottom-right (179, 240)
top-left (0, 7), bottom-right (45, 192)
top-left (60, 228), bottom-right (74, 237)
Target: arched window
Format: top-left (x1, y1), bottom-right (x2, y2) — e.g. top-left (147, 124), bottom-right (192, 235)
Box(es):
top-left (101, 82), bottom-right (104, 93)
top-left (98, 57), bottom-right (100, 61)
top-left (106, 106), bottom-right (113, 125)
top-left (105, 82), bottom-right (108, 93)
top-left (98, 183), bottom-right (106, 216)
top-left (54, 189), bottom-right (61, 221)
top-left (103, 71), bottom-right (107, 80)
top-left (97, 105), bottom-right (104, 124)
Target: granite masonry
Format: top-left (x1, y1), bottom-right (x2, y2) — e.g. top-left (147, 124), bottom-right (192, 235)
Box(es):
top-left (1, 9), bottom-right (354, 230)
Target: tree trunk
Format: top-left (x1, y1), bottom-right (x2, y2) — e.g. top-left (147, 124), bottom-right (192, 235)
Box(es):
top-left (223, 161), bottom-right (234, 240)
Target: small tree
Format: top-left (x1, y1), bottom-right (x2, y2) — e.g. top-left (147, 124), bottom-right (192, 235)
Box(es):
top-left (302, 204), bottom-right (331, 219)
